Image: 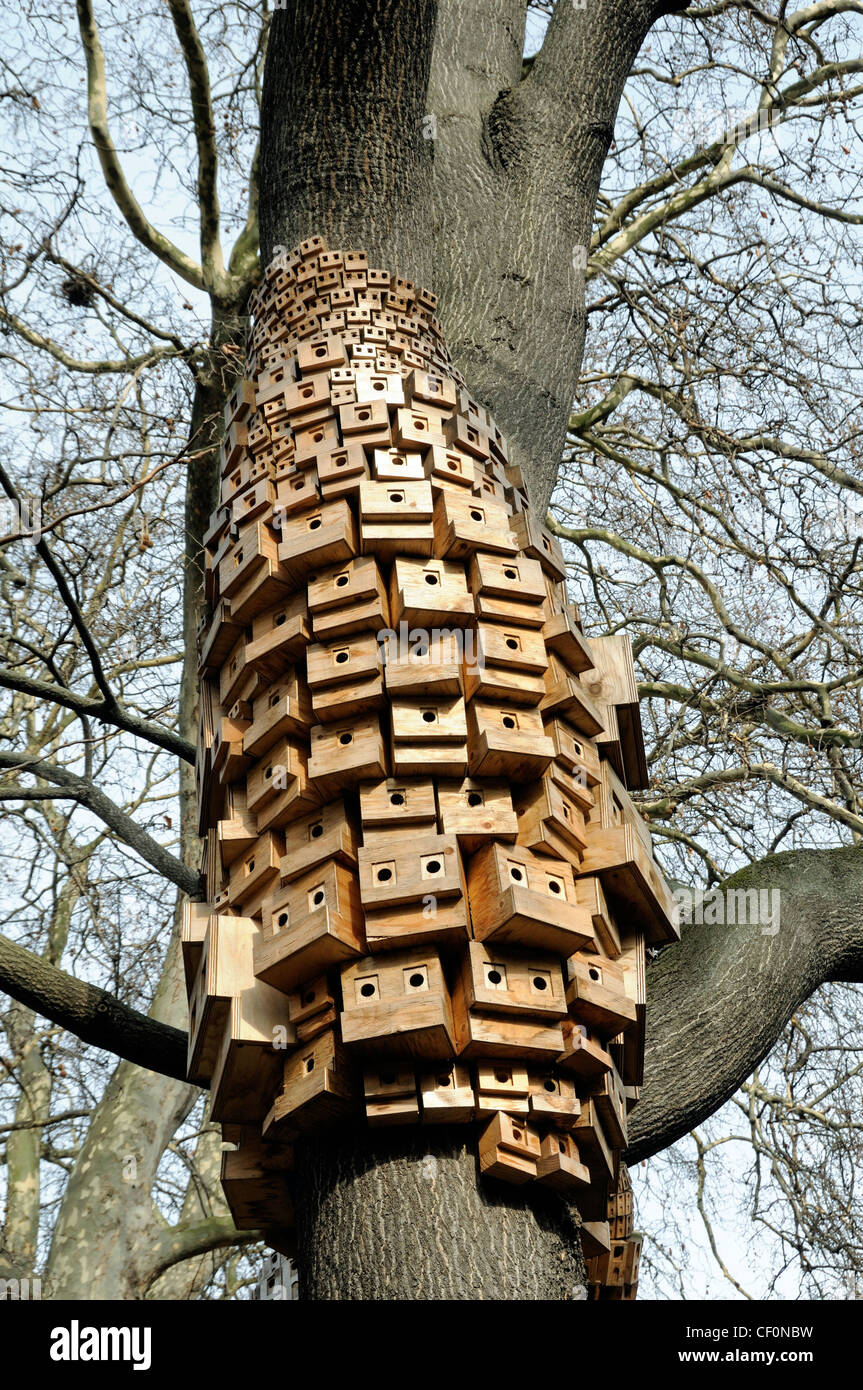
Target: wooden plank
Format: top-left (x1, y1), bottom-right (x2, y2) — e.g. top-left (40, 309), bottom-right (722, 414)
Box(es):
top-left (580, 633), bottom-right (648, 791)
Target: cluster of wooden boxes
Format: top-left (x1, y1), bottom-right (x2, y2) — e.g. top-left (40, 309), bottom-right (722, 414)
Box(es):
top-left (186, 236), bottom-right (676, 1294)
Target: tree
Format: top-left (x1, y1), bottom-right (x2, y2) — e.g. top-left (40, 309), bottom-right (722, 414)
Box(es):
top-left (1, 0), bottom-right (862, 1299)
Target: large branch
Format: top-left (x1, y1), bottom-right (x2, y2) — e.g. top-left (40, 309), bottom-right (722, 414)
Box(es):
top-left (628, 844), bottom-right (863, 1161)
top-left (75, 0), bottom-right (206, 291)
top-left (0, 933), bottom-right (189, 1082)
top-left (166, 0), bottom-right (228, 297)
top-left (0, 752), bottom-right (200, 896)
top-left (0, 668), bottom-right (195, 763)
top-left (0, 304), bottom-right (183, 374)
top-left (142, 1216), bottom-right (255, 1291)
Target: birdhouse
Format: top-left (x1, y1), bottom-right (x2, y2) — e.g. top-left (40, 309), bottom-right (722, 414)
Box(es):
top-left (436, 777), bottom-right (518, 852)
top-left (528, 1071), bottom-right (581, 1129)
top-left (358, 479), bottom-right (435, 557)
top-left (279, 798), bottom-right (359, 883)
top-left (541, 652), bottom-right (605, 735)
top-left (424, 444), bottom-right (476, 493)
top-left (242, 669), bottom-right (314, 758)
top-left (418, 1063), bottom-right (475, 1122)
top-left (217, 785), bottom-right (258, 871)
top-left (557, 1020), bottom-right (614, 1079)
top-left (388, 555), bottom-right (475, 627)
top-left (574, 1096), bottom-right (617, 1185)
top-left (466, 700), bottom-right (555, 781)
top-left (272, 468), bottom-right (320, 521)
top-left (187, 914), bottom-right (259, 1082)
top-left (317, 442), bottom-right (369, 500)
top-left (180, 900), bottom-right (209, 992)
top-left (307, 556), bottom-right (389, 639)
top-left (464, 621), bottom-right (548, 705)
top-left (221, 1134), bottom-right (295, 1235)
top-left (357, 833), bottom-right (469, 951)
top-left (565, 951), bottom-right (636, 1037)
top-left (307, 714), bottom-right (387, 799)
top-left (475, 1060), bottom-right (530, 1114)
top-left (466, 841), bottom-right (595, 954)
top-left (513, 772), bottom-right (589, 860)
top-left (339, 948), bottom-right (456, 1058)
top-left (507, 511), bottom-right (567, 580)
top-left (209, 972), bottom-right (295, 1124)
top-left (433, 490), bottom-right (519, 559)
top-left (253, 861), bottom-right (364, 991)
top-left (227, 832), bottom-right (282, 912)
top-left (245, 591), bottom-right (311, 684)
top-left (468, 551), bottom-right (547, 627)
top-left (263, 1026), bottom-right (357, 1134)
top-left (478, 1112), bottom-right (541, 1184)
top-left (580, 633), bottom-right (648, 790)
top-left (573, 874), bottom-right (621, 959)
top-left (543, 606), bottom-right (594, 675)
top-left (245, 735), bottom-right (317, 831)
top-left (306, 630), bottom-right (384, 722)
top-left (536, 1132), bottom-right (591, 1191)
top-left (389, 694), bottom-right (469, 776)
top-left (579, 764), bottom-right (677, 945)
top-left (358, 777), bottom-right (438, 833)
top-left (383, 631), bottom-right (464, 697)
top-left (579, 1056), bottom-right (628, 1150)
top-left (451, 942), bottom-right (566, 1060)
top-left (277, 499), bottom-right (358, 584)
top-left (363, 1066), bottom-right (419, 1125)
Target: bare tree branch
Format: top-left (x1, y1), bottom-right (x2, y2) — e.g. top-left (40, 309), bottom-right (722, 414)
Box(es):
top-left (75, 0), bottom-right (207, 291)
top-left (0, 752), bottom-right (200, 896)
top-left (0, 932), bottom-right (190, 1082)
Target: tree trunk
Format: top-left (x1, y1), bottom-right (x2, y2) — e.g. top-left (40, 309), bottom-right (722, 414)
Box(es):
top-left (293, 1124), bottom-right (585, 1300)
top-left (260, 0), bottom-right (669, 514)
top-left (255, 1), bottom-right (672, 1299)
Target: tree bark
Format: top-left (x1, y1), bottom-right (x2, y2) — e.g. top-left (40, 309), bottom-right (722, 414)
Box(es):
top-left (627, 844), bottom-right (863, 1162)
top-left (293, 1123), bottom-right (585, 1300)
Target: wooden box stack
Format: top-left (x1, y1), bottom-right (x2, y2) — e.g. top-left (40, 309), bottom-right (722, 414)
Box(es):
top-left (585, 1165), bottom-right (643, 1300)
top-left (189, 236), bottom-right (677, 1285)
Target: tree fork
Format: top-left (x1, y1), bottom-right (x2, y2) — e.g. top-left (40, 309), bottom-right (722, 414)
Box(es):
top-left (260, 1), bottom-right (672, 514)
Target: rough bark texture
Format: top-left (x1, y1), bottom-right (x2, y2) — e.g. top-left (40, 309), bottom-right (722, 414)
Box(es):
top-left (293, 1124), bottom-right (585, 1300)
top-left (628, 844), bottom-right (863, 1162)
top-left (0, 931), bottom-right (189, 1082)
top-left (260, 0), bottom-right (674, 513)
